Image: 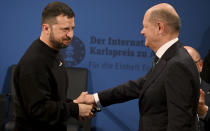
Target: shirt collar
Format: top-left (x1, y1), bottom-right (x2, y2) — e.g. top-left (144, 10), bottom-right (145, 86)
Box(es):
top-left (156, 38), bottom-right (178, 59)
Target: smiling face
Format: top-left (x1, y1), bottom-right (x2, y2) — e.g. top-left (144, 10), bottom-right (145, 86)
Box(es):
top-left (140, 3), bottom-right (181, 53)
top-left (141, 11), bottom-right (159, 52)
top-left (48, 15), bottom-right (75, 49)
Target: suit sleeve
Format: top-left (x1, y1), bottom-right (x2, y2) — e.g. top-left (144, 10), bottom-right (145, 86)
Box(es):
top-left (200, 80), bottom-right (210, 129)
top-left (203, 103), bottom-right (210, 129)
top-left (165, 61), bottom-right (199, 131)
top-left (98, 75), bottom-right (146, 107)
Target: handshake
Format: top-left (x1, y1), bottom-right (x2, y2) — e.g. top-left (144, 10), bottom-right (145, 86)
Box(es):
top-left (73, 92), bottom-right (101, 120)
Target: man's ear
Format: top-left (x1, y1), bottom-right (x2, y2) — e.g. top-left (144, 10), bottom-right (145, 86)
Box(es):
top-left (199, 59), bottom-right (204, 73)
top-left (42, 24), bottom-right (51, 34)
top-left (157, 21), bottom-right (165, 34)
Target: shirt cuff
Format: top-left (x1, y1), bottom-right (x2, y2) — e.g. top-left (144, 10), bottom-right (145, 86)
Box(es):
top-left (93, 93), bottom-right (101, 107)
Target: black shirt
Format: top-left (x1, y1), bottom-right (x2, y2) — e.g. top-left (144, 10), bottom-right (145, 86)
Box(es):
top-left (14, 39), bottom-right (78, 131)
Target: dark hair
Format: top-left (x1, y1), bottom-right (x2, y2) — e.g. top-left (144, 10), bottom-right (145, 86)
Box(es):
top-left (149, 9), bottom-right (181, 32)
top-left (41, 1), bottom-right (75, 25)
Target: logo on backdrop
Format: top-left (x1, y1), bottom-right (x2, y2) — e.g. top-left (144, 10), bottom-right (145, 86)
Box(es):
top-left (60, 36), bottom-right (85, 67)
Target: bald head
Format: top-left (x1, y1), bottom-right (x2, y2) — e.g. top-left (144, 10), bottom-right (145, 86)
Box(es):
top-left (147, 3), bottom-right (181, 33)
top-left (184, 46), bottom-right (201, 62)
top-left (184, 46), bottom-right (203, 73)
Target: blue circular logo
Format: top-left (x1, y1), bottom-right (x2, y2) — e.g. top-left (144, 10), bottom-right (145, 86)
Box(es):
top-left (61, 36), bottom-right (85, 67)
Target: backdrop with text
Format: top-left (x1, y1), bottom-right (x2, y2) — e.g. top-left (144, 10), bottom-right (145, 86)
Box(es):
top-left (1, 0), bottom-right (210, 130)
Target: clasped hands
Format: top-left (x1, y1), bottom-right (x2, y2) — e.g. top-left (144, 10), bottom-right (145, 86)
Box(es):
top-left (198, 89), bottom-right (208, 117)
top-left (73, 92), bottom-right (98, 120)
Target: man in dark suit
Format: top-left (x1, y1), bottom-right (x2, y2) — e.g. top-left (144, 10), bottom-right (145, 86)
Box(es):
top-left (184, 46), bottom-right (210, 131)
top-left (75, 3), bottom-right (200, 131)
top-left (201, 50), bottom-right (210, 83)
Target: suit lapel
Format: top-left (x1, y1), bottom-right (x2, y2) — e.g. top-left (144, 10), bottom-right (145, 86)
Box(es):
top-left (139, 59), bottom-right (166, 100)
top-left (139, 41), bottom-right (182, 101)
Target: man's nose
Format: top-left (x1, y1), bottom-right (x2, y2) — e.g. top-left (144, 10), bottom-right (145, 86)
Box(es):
top-left (140, 29), bottom-right (144, 35)
top-left (67, 30), bottom-right (74, 39)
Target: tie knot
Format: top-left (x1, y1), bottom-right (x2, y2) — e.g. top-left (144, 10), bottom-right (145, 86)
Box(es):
top-left (152, 55), bottom-right (159, 69)
top-left (153, 55), bottom-right (159, 64)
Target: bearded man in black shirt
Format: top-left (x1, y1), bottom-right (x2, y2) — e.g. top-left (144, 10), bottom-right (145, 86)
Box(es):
top-left (14, 2), bottom-right (93, 131)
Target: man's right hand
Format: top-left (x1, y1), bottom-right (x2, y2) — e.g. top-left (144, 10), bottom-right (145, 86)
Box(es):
top-left (78, 103), bottom-right (94, 120)
top-left (198, 89), bottom-right (208, 117)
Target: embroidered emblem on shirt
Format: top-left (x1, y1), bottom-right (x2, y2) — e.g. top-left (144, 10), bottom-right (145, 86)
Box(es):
top-left (59, 61), bottom-right (63, 67)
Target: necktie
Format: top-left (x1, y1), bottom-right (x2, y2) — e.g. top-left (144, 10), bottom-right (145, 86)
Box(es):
top-left (152, 55), bottom-right (159, 68)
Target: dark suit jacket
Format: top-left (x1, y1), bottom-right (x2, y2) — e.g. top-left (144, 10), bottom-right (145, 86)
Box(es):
top-left (199, 80), bottom-right (210, 131)
top-left (98, 41), bottom-right (200, 131)
top-left (201, 50), bottom-right (210, 83)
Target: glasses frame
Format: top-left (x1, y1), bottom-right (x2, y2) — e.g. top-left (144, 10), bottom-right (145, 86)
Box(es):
top-left (194, 58), bottom-right (201, 64)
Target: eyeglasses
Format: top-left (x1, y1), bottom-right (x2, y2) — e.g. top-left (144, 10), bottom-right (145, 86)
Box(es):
top-left (194, 58), bottom-right (201, 63)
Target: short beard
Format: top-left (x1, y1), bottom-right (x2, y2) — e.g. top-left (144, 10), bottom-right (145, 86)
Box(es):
top-left (49, 29), bottom-right (69, 50)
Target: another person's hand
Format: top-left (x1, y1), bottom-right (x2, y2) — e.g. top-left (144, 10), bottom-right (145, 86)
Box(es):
top-left (198, 89), bottom-right (208, 117)
top-left (78, 103), bottom-right (94, 120)
top-left (74, 92), bottom-right (95, 104)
